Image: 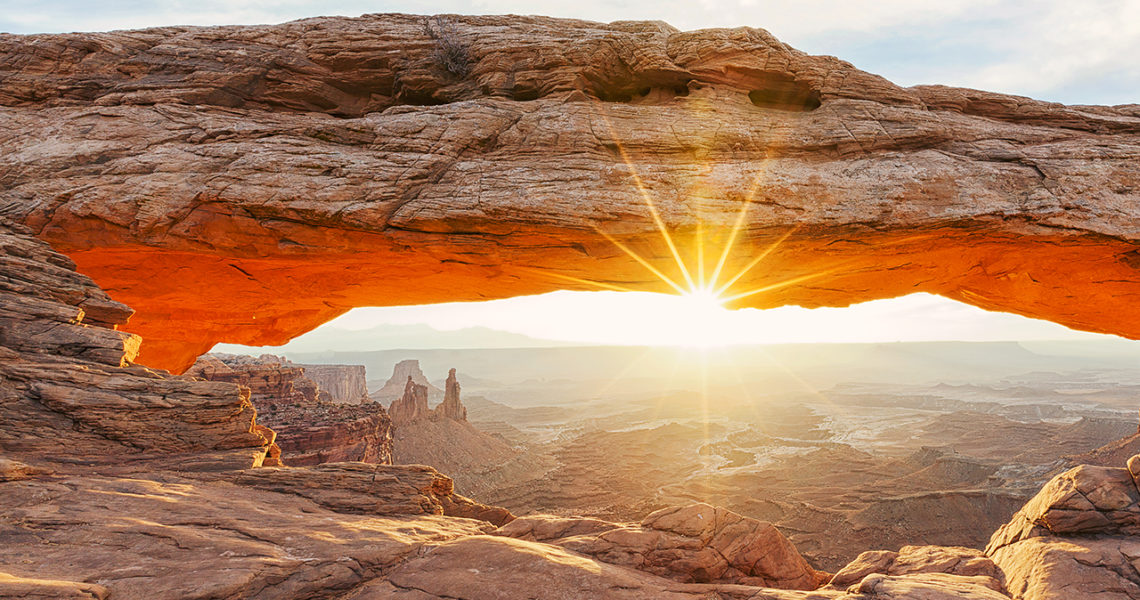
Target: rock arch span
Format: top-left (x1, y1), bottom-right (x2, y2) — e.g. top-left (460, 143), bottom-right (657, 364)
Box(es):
top-left (1, 14), bottom-right (1138, 372)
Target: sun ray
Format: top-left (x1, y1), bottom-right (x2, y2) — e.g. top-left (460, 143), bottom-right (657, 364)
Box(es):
top-left (707, 195), bottom-right (753, 292)
top-left (523, 268), bottom-right (642, 294)
top-left (706, 169), bottom-right (772, 292)
top-left (594, 227), bottom-right (689, 295)
top-left (721, 268), bottom-right (839, 304)
top-left (713, 224), bottom-right (802, 298)
top-left (696, 220), bottom-right (706, 289)
top-left (594, 104), bottom-right (697, 291)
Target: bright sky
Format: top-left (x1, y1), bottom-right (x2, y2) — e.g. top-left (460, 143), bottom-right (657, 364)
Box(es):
top-left (295, 292), bottom-right (1109, 349)
top-left (11, 1), bottom-right (1136, 349)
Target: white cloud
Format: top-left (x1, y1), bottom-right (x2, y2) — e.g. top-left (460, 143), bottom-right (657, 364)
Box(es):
top-left (964, 0), bottom-right (1140, 101)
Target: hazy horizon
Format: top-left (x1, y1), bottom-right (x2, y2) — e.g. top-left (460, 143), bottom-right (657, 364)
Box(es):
top-left (213, 292), bottom-right (1123, 356)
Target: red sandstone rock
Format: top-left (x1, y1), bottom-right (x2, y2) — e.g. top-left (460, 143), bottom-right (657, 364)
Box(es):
top-left (185, 353), bottom-right (320, 404)
top-left (296, 363), bottom-right (369, 404)
top-left (828, 545), bottom-right (1004, 592)
top-left (0, 458), bottom-right (51, 482)
top-left (986, 456), bottom-right (1140, 598)
top-left (434, 368), bottom-right (467, 421)
top-left (0, 220), bottom-right (274, 470)
top-left (0, 573), bottom-right (109, 600)
top-left (227, 462), bottom-right (512, 525)
top-left (186, 353), bottom-right (393, 466)
top-left (498, 503), bottom-right (826, 589)
top-left (389, 376), bottom-right (431, 427)
top-left (0, 15), bottom-right (1137, 371)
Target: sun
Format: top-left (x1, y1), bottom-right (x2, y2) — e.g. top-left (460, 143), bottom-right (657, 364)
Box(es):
top-left (680, 287), bottom-right (725, 311)
top-left (676, 287), bottom-right (730, 348)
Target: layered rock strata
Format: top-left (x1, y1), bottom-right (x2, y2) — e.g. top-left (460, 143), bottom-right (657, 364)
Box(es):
top-left (498, 503), bottom-right (827, 588)
top-left (185, 353), bottom-right (322, 404)
top-left (6, 219), bottom-right (1140, 596)
top-left (186, 353), bottom-right (393, 466)
top-left (256, 400), bottom-right (393, 466)
top-left (1, 15), bottom-right (1138, 371)
top-left (296, 363), bottom-right (369, 404)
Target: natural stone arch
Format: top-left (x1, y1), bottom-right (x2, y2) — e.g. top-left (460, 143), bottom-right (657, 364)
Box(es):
top-left (2, 14), bottom-right (1138, 372)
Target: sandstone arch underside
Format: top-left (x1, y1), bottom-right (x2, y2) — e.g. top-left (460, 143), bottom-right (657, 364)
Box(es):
top-left (1, 14), bottom-right (1139, 373)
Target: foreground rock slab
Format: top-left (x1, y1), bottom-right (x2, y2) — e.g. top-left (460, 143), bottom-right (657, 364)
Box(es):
top-left (987, 461), bottom-right (1140, 598)
top-left (0, 469), bottom-right (492, 600)
top-left (499, 503), bottom-right (826, 588)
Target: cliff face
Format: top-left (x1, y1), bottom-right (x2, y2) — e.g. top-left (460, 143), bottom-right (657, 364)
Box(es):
top-left (1, 15), bottom-right (1137, 372)
top-left (258, 401), bottom-right (393, 466)
top-left (186, 353), bottom-right (393, 466)
top-left (297, 363), bottom-right (369, 404)
top-left (184, 353), bottom-right (319, 404)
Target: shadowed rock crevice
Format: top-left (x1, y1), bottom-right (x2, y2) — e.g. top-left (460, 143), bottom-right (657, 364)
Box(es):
top-left (748, 77), bottom-right (822, 111)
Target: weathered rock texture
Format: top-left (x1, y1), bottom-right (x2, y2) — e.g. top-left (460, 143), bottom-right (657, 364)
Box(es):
top-left (436, 367), bottom-right (467, 421)
top-left (828, 545), bottom-right (1005, 592)
top-left (256, 399), bottom-right (393, 466)
top-left (227, 462), bottom-right (513, 525)
top-left (3, 195), bottom-right (1075, 600)
top-left (297, 363), bottom-right (369, 404)
top-left (498, 503), bottom-right (827, 588)
top-left (0, 219), bottom-right (276, 470)
top-left (184, 353), bottom-right (321, 404)
top-left (0, 465), bottom-right (510, 600)
top-left (186, 353), bottom-right (393, 466)
top-left (1, 14), bottom-right (1138, 372)
top-left (389, 376), bottom-right (430, 426)
top-left (985, 458), bottom-right (1140, 598)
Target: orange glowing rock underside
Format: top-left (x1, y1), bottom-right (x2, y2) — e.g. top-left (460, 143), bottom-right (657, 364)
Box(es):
top-left (65, 227), bottom-right (1140, 373)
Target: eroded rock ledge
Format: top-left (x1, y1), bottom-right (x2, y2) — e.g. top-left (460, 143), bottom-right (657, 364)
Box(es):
top-left (0, 219), bottom-right (276, 471)
top-left (185, 353), bottom-right (394, 466)
top-left (0, 14), bottom-right (1137, 371)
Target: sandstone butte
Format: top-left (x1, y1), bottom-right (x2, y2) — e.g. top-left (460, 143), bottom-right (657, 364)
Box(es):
top-left (0, 14), bottom-right (1138, 372)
